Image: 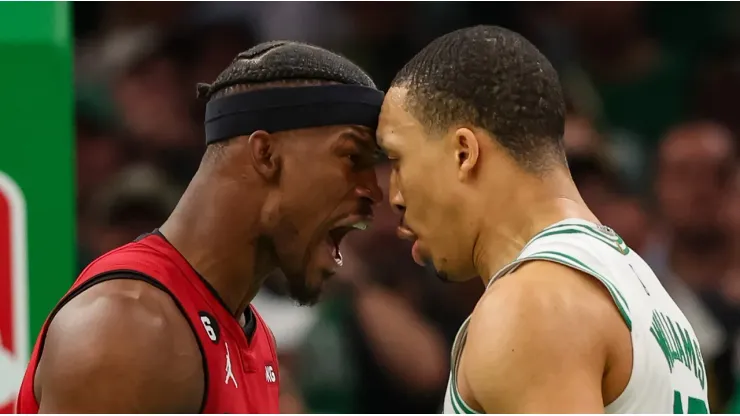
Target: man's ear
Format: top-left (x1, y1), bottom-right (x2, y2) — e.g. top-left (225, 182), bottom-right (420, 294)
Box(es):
top-left (249, 130), bottom-right (281, 180)
top-left (454, 127), bottom-right (480, 181)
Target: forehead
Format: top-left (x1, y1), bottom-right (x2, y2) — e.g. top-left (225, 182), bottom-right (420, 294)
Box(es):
top-left (376, 87), bottom-right (426, 151)
top-left (293, 124), bottom-right (375, 147)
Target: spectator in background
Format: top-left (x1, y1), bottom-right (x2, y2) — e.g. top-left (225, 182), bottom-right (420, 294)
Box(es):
top-left (104, 27), bottom-right (198, 149)
top-left (98, 2), bottom-right (189, 33)
top-left (569, 155), bottom-right (649, 254)
top-left (649, 121), bottom-right (735, 291)
top-left (79, 164), bottom-right (181, 268)
top-left (531, 3), bottom-right (693, 185)
top-left (693, 38), bottom-right (740, 138)
top-left (184, 21), bottom-right (257, 96)
top-left (75, 111), bottom-right (131, 273)
top-left (647, 121), bottom-right (737, 411)
top-left (99, 27), bottom-right (202, 185)
top-left (563, 113), bottom-right (606, 158)
top-left (75, 112), bottom-right (127, 208)
top-left (97, 21), bottom-right (256, 187)
top-left (563, 113), bottom-right (650, 253)
top-left (334, 3), bottom-right (419, 89)
top-left (716, 165), bottom-right (740, 412)
top-left (722, 166), bottom-right (740, 282)
top-left (561, 2), bottom-right (690, 144)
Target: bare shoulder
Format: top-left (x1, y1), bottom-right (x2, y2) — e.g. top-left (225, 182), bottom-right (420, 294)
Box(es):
top-left (471, 259), bottom-right (625, 340)
top-left (36, 279), bottom-right (204, 413)
top-left (461, 260), bottom-right (625, 413)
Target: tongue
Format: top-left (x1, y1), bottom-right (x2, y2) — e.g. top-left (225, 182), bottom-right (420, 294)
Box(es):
top-left (411, 240), bottom-right (425, 266)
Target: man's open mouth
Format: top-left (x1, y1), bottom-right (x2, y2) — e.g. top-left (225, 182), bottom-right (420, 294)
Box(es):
top-left (327, 218), bottom-right (371, 266)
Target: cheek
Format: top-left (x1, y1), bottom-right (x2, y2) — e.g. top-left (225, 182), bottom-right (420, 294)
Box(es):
top-left (277, 163), bottom-right (352, 242)
top-left (404, 172), bottom-right (459, 233)
top-left (400, 166), bottom-right (476, 278)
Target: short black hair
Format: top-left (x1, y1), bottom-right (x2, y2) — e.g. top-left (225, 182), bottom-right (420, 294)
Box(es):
top-left (392, 25), bottom-right (566, 171)
top-left (197, 40), bottom-right (377, 100)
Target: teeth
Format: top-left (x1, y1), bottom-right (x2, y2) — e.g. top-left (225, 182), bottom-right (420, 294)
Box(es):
top-left (334, 248), bottom-right (343, 267)
top-left (352, 221), bottom-right (368, 231)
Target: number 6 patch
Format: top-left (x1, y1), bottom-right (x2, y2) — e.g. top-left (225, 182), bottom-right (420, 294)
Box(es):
top-left (199, 311), bottom-right (220, 344)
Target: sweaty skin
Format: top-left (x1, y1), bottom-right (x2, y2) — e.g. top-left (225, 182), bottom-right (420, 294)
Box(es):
top-left (36, 280), bottom-right (203, 413)
top-left (459, 262), bottom-right (632, 413)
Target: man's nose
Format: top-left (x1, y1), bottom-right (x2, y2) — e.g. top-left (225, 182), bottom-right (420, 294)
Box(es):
top-left (388, 170), bottom-right (405, 215)
top-left (356, 169), bottom-right (383, 205)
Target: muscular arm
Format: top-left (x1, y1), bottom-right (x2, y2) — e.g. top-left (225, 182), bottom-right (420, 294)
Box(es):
top-left (35, 279), bottom-right (204, 413)
top-left (461, 261), bottom-right (629, 413)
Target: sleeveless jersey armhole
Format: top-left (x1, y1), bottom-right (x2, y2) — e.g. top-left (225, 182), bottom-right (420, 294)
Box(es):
top-left (33, 270), bottom-right (209, 413)
top-left (447, 317), bottom-right (481, 414)
top-left (511, 224), bottom-right (634, 332)
top-left (513, 252), bottom-right (632, 331)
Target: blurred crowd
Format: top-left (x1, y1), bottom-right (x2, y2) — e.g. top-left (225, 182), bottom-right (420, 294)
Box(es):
top-left (73, 2), bottom-right (740, 413)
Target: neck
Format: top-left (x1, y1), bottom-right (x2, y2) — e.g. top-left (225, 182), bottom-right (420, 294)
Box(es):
top-left (474, 167), bottom-right (599, 285)
top-left (159, 162), bottom-right (277, 318)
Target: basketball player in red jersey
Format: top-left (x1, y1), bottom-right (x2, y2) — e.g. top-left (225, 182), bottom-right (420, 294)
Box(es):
top-left (17, 41), bottom-right (384, 413)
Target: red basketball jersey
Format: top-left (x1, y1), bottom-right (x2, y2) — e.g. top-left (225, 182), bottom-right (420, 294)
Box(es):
top-left (16, 232), bottom-right (280, 413)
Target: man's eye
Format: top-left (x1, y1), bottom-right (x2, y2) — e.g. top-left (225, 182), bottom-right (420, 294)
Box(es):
top-left (373, 147), bottom-right (388, 162)
top-left (347, 154), bottom-right (361, 165)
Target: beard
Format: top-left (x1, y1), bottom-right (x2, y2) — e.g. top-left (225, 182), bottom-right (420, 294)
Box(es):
top-left (267, 224), bottom-right (327, 306)
top-left (257, 251), bottom-right (325, 307)
top-left (283, 269), bottom-right (327, 306)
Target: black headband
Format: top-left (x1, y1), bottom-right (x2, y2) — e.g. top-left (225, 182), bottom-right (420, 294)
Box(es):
top-left (204, 84), bottom-right (384, 144)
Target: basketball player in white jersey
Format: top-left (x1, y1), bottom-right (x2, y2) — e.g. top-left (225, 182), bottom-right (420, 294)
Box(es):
top-left (376, 25), bottom-right (710, 413)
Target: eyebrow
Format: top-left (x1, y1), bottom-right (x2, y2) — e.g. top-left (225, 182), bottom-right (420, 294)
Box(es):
top-left (347, 126), bottom-right (393, 160)
top-left (342, 131), bottom-right (388, 163)
top-left (342, 130), bottom-right (375, 150)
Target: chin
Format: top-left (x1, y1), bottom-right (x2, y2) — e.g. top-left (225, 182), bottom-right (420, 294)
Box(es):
top-left (286, 286), bottom-right (322, 306)
top-left (285, 274), bottom-right (325, 306)
top-left (424, 260), bottom-right (451, 282)
top-left (421, 254), bottom-right (453, 283)
top-left (426, 258), bottom-right (476, 284)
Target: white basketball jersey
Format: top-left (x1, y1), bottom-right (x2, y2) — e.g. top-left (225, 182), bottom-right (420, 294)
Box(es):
top-left (443, 218), bottom-right (709, 414)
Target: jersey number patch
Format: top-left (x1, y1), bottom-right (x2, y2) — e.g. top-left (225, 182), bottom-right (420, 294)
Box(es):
top-left (199, 311), bottom-right (220, 343)
top-left (265, 365), bottom-right (276, 383)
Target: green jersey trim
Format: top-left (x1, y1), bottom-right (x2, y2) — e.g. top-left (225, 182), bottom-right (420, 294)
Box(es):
top-left (448, 220), bottom-right (633, 414)
top-left (449, 382), bottom-right (479, 414)
top-left (448, 316), bottom-right (480, 414)
top-left (518, 250), bottom-right (632, 331)
top-left (449, 354), bottom-right (480, 413)
top-left (523, 223), bottom-right (630, 256)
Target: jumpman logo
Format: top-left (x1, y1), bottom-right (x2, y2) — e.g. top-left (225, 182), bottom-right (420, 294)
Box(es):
top-left (224, 342), bottom-right (238, 388)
